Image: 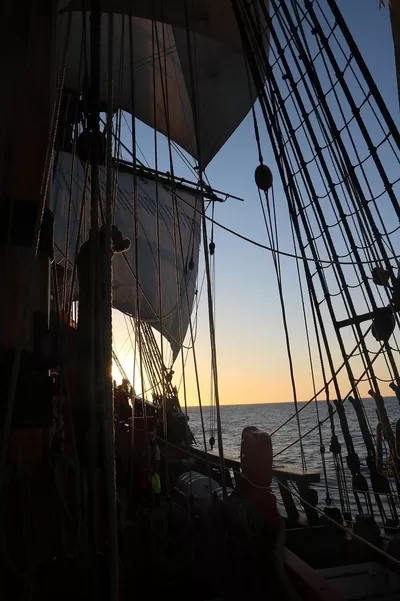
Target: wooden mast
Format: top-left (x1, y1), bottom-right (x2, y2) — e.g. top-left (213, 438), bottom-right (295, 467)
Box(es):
top-left (0, 1), bottom-right (57, 376)
top-left (0, 0), bottom-right (58, 569)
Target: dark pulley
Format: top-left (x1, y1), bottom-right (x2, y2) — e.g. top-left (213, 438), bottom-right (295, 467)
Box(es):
top-left (372, 266), bottom-right (390, 286)
top-left (254, 164), bottom-right (273, 191)
top-left (76, 129), bottom-right (106, 165)
top-left (371, 307), bottom-right (395, 342)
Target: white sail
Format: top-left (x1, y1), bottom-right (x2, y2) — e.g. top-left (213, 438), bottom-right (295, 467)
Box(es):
top-left (57, 1), bottom-right (269, 166)
top-left (52, 151), bottom-right (201, 360)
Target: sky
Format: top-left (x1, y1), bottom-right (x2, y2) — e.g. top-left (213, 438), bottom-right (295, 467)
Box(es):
top-left (112, 1), bottom-right (400, 406)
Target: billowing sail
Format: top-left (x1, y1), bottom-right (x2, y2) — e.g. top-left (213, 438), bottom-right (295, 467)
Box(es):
top-left (52, 151), bottom-right (201, 360)
top-left (58, 1), bottom-right (269, 166)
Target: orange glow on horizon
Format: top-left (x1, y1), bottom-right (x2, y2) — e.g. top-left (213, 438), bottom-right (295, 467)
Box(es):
top-left (112, 348), bottom-right (396, 407)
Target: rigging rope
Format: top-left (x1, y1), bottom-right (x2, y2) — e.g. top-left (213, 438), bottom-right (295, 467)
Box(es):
top-left (270, 336), bottom-right (368, 436)
top-left (183, 0), bottom-right (226, 489)
top-left (102, 15), bottom-right (119, 598)
top-left (127, 13), bottom-right (153, 504)
top-left (209, 202), bottom-right (217, 450)
top-left (164, 182), bottom-right (400, 266)
top-left (234, 0), bottom-right (400, 485)
top-left (150, 14), bottom-right (171, 491)
top-left (244, 13), bottom-right (308, 454)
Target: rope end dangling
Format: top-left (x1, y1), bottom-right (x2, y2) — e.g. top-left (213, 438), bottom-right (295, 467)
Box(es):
top-left (254, 164), bottom-right (273, 192)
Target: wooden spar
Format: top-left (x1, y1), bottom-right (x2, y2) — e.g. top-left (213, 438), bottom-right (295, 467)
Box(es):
top-left (0, 0), bottom-right (57, 569)
top-left (336, 310), bottom-right (374, 329)
top-left (336, 305), bottom-right (400, 329)
top-left (100, 117), bottom-right (244, 202)
top-left (114, 157), bottom-right (245, 202)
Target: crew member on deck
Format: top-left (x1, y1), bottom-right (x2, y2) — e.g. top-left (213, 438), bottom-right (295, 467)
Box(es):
top-left (150, 432), bottom-right (161, 505)
top-left (114, 382), bottom-right (131, 421)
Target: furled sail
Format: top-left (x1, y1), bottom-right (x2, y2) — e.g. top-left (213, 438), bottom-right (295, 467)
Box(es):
top-left (57, 1), bottom-right (269, 166)
top-left (52, 151), bottom-right (201, 360)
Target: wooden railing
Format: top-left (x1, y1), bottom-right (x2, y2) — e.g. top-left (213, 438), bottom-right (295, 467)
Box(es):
top-left (188, 445), bottom-right (321, 525)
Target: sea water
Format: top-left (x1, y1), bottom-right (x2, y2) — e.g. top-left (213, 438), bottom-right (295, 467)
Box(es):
top-left (186, 397), bottom-right (399, 510)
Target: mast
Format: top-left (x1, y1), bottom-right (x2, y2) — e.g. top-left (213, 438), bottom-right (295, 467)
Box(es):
top-left (389, 0), bottom-right (400, 110)
top-left (0, 0), bottom-right (57, 563)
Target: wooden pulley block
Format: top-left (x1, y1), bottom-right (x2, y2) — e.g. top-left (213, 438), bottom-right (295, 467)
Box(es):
top-left (255, 164), bottom-right (273, 191)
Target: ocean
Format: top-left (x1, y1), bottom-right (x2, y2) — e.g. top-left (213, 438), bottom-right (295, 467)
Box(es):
top-left (185, 397), bottom-right (400, 509)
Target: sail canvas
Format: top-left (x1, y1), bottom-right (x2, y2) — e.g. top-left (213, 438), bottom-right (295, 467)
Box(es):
top-left (52, 151), bottom-right (201, 360)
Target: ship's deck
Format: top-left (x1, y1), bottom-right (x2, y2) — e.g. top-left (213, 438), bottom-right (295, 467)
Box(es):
top-left (319, 562), bottom-right (400, 601)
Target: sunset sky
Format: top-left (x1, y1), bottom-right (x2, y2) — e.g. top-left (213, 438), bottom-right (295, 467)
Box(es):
top-left (112, 1), bottom-right (400, 406)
